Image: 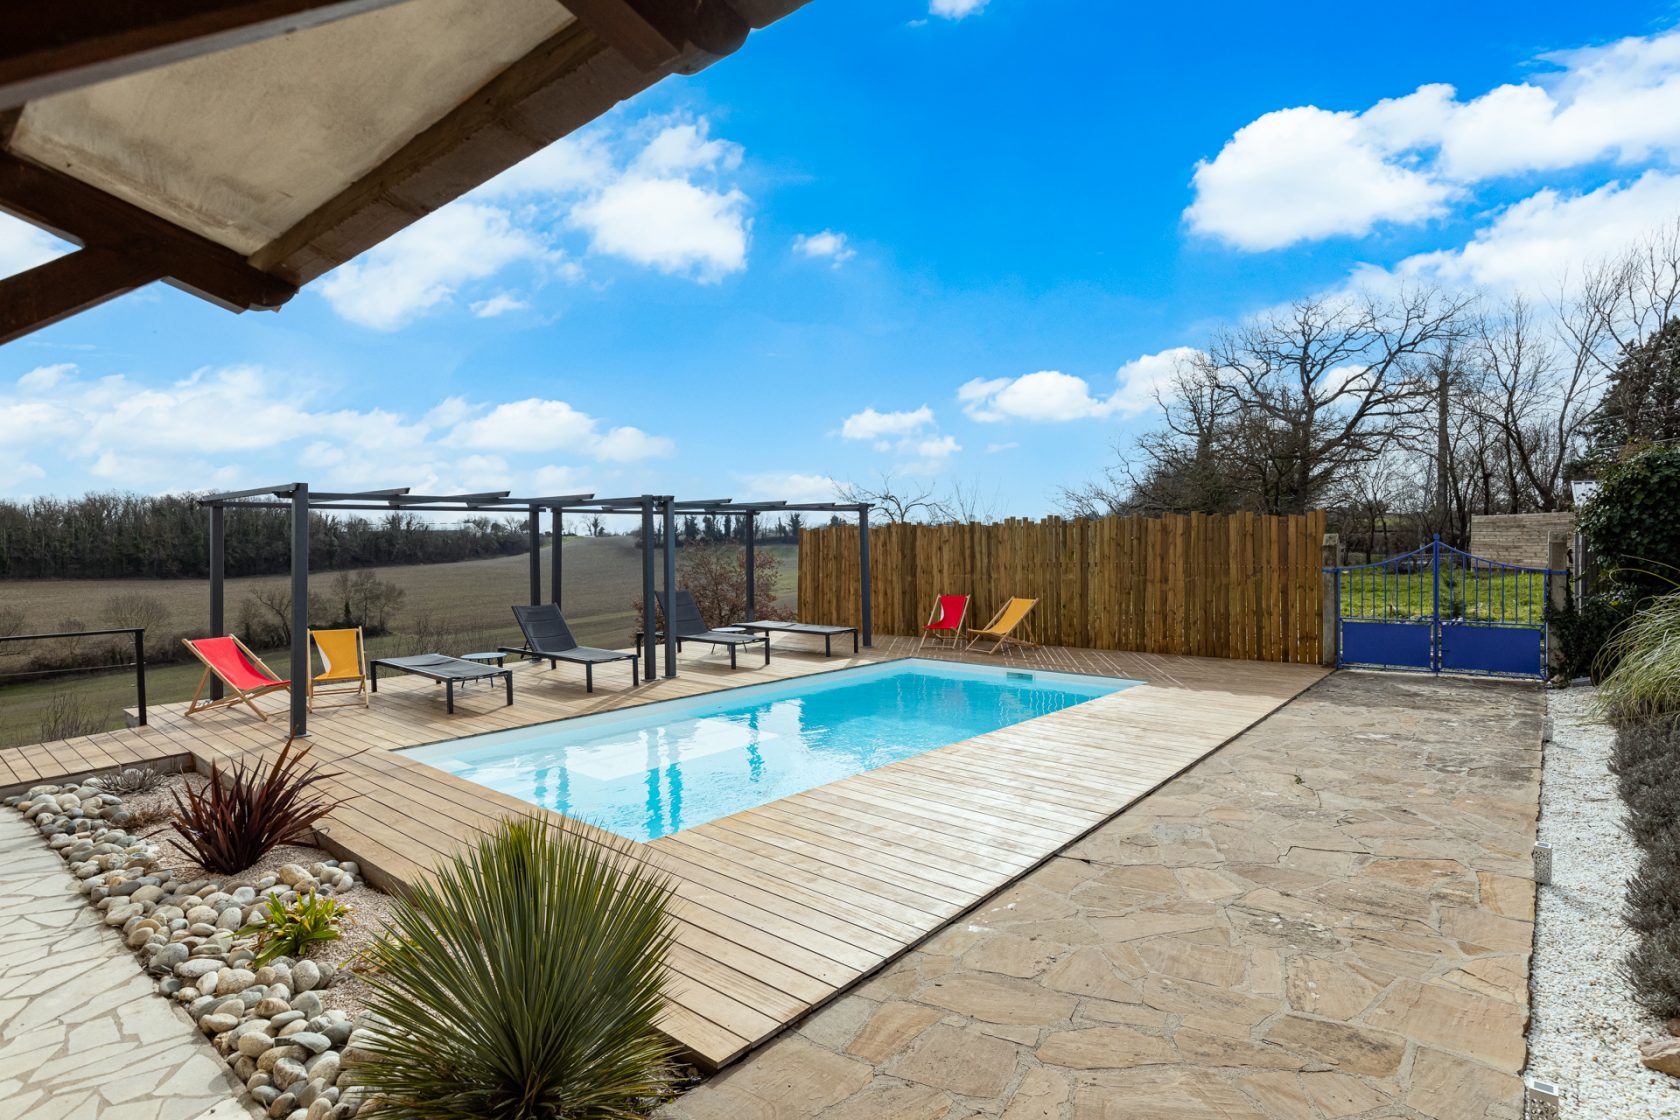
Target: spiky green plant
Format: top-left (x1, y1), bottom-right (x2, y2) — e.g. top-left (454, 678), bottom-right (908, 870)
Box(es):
top-left (238, 890), bottom-right (348, 967)
top-left (1598, 589), bottom-right (1680, 724)
top-left (351, 816), bottom-right (676, 1120)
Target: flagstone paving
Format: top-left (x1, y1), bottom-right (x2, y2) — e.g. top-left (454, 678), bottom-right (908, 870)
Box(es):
top-left (0, 808), bottom-right (252, 1120)
top-left (658, 671), bottom-right (1543, 1120)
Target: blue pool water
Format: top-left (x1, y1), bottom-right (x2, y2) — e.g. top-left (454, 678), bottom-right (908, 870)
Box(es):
top-left (404, 658), bottom-right (1137, 842)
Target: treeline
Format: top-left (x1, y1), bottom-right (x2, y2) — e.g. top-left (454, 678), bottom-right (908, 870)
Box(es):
top-left (0, 494), bottom-right (532, 580)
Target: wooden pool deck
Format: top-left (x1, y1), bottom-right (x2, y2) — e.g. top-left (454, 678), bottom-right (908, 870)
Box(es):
top-left (0, 637), bottom-right (1327, 1069)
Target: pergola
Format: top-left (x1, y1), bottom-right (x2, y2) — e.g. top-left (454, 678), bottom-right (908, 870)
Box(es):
top-left (0, 0), bottom-right (809, 343)
top-left (200, 484), bottom-right (872, 736)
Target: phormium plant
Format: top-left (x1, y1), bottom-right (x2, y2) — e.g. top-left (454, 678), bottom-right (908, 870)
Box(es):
top-left (169, 738), bottom-right (340, 874)
top-left (352, 815), bottom-right (676, 1120)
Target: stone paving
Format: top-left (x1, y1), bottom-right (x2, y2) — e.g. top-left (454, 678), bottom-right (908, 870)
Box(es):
top-left (659, 671), bottom-right (1543, 1120)
top-left (0, 808), bottom-right (252, 1120)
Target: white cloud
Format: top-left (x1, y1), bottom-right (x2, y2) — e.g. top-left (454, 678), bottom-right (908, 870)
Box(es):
top-left (570, 177), bottom-right (748, 281)
top-left (319, 203), bottom-right (550, 329)
top-left (1365, 170), bottom-right (1680, 294)
top-left (959, 348), bottom-right (1200, 423)
top-left (0, 215), bottom-right (68, 277)
top-left (910, 434), bottom-right (961, 460)
top-left (591, 425), bottom-right (676, 462)
top-left (738, 471), bottom-right (840, 504)
top-left (794, 230), bottom-right (856, 265)
top-left (532, 465), bottom-right (592, 495)
top-left (840, 405), bottom-right (933, 440)
top-left (447, 398), bottom-right (674, 461)
top-left (470, 293), bottom-right (530, 318)
top-left (478, 135), bottom-right (614, 197)
top-left (633, 122), bottom-right (743, 177)
top-left (930, 0), bottom-right (987, 18)
top-left (1187, 27), bottom-right (1680, 251)
top-left (16, 364), bottom-right (72, 392)
top-left (985, 441), bottom-right (1018, 453)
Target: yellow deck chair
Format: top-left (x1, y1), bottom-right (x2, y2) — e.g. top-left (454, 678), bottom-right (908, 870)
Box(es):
top-left (308, 627), bottom-right (369, 710)
top-left (966, 597), bottom-right (1039, 655)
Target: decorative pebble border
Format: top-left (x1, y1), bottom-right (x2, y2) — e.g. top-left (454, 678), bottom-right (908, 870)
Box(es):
top-left (5, 772), bottom-right (386, 1120)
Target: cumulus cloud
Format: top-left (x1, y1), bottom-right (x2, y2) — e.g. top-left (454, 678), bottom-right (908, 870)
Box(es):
top-left (794, 230), bottom-right (856, 266)
top-left (0, 364), bottom-right (668, 497)
top-left (319, 204), bottom-right (550, 330)
top-left (930, 0), bottom-right (987, 18)
top-left (1187, 26), bottom-right (1680, 251)
top-left (737, 471), bottom-right (841, 504)
top-left (840, 405), bottom-right (933, 440)
top-left (959, 348), bottom-right (1200, 423)
top-left (570, 177), bottom-right (748, 280)
top-left (0, 214), bottom-right (69, 278)
top-left (471, 293), bottom-right (530, 318)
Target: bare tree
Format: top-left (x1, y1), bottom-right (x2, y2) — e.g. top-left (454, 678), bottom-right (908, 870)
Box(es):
top-left (835, 471), bottom-right (947, 523)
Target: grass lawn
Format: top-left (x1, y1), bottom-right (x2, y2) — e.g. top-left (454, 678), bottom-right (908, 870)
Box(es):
top-left (0, 538), bottom-right (798, 748)
top-left (1337, 567), bottom-right (1549, 624)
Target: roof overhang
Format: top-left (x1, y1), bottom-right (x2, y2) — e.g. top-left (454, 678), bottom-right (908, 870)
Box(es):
top-left (0, 0), bottom-right (809, 344)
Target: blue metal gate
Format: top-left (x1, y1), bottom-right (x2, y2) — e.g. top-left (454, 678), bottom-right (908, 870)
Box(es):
top-left (1330, 536), bottom-right (1557, 679)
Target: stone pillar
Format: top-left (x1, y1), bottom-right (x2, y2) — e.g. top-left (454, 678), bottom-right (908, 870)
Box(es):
top-left (1547, 532), bottom-right (1569, 675)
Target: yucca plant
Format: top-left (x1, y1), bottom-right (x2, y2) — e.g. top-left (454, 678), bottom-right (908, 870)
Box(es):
top-left (352, 816), bottom-right (676, 1120)
top-left (169, 738), bottom-right (340, 873)
top-left (238, 890), bottom-right (349, 966)
top-left (1598, 589), bottom-right (1680, 724)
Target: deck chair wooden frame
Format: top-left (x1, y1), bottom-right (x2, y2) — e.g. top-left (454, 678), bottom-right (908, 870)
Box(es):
top-left (183, 635), bottom-right (290, 721)
top-left (965, 597), bottom-right (1039, 655)
top-left (919, 594), bottom-right (970, 651)
top-left (308, 627), bottom-right (369, 711)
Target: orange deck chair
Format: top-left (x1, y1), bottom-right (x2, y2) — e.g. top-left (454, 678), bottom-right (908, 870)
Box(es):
top-left (919, 594), bottom-right (970, 651)
top-left (308, 627), bottom-right (369, 711)
top-left (966, 597), bottom-right (1039, 655)
top-left (183, 636), bottom-right (290, 721)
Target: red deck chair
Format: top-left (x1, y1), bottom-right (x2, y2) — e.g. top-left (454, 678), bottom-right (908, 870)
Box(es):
top-left (183, 636), bottom-right (290, 721)
top-left (919, 594), bottom-right (970, 651)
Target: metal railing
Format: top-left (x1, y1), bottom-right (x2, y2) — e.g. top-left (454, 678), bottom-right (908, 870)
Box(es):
top-left (0, 627), bottom-right (147, 726)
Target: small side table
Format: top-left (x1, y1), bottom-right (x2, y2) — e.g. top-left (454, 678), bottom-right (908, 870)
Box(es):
top-left (459, 651), bottom-right (505, 688)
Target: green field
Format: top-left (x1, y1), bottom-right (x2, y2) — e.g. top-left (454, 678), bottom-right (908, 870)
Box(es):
top-left (0, 538), bottom-right (797, 748)
top-left (1337, 568), bottom-right (1549, 624)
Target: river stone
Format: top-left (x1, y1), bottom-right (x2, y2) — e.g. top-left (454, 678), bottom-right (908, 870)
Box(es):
top-left (306, 1051), bottom-right (340, 1086)
top-left (197, 971), bottom-right (219, 996)
top-left (1641, 1036), bottom-right (1680, 1077)
top-left (199, 1012), bottom-right (239, 1034)
top-left (238, 1032), bottom-right (276, 1058)
top-left (265, 1091), bottom-right (296, 1119)
top-left (306, 1098), bottom-right (334, 1120)
top-left (176, 959), bottom-right (219, 979)
top-left (278, 1021), bottom-right (306, 1038)
top-left (289, 1032), bottom-right (331, 1055)
top-left (258, 1044), bottom-right (306, 1072)
top-left (185, 905), bottom-right (218, 925)
top-left (292, 960), bottom-right (321, 993)
top-left (271, 1057), bottom-right (308, 1091)
top-left (251, 1086), bottom-right (280, 1107)
top-left (219, 968), bottom-right (257, 994)
top-left (217, 906), bottom-right (244, 930)
top-left (255, 997), bottom-right (291, 1018)
top-left (270, 1010), bottom-right (306, 1029)
top-left (292, 991), bottom-right (323, 1018)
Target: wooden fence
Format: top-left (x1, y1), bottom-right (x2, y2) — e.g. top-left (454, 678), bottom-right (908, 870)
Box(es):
top-left (798, 510), bottom-right (1327, 664)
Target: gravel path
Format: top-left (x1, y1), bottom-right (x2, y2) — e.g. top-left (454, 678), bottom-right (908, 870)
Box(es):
top-left (1529, 686), bottom-right (1680, 1117)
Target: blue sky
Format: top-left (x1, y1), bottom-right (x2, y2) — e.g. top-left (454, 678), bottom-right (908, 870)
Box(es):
top-left (4, 0), bottom-right (1680, 516)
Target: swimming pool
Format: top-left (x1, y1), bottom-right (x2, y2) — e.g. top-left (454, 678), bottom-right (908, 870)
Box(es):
top-left (404, 658), bottom-right (1137, 842)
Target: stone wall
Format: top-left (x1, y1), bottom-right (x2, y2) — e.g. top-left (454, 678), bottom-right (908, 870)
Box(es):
top-left (1470, 512), bottom-right (1575, 568)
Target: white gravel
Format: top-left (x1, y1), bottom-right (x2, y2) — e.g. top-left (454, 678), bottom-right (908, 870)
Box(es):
top-left (1528, 686), bottom-right (1680, 1117)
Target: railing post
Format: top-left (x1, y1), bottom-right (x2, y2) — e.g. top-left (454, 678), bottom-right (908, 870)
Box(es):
top-left (661, 497), bottom-right (678, 679)
top-left (550, 507), bottom-right (562, 609)
top-left (858, 505), bottom-right (873, 648)
top-left (528, 507), bottom-right (541, 606)
top-left (289, 484), bottom-right (310, 737)
top-left (640, 498), bottom-right (656, 683)
top-left (1430, 533), bottom-right (1442, 674)
top-left (209, 502), bottom-right (225, 701)
top-left (133, 627), bottom-right (147, 726)
top-left (1320, 532), bottom-right (1339, 668)
top-left (745, 511), bottom-right (756, 623)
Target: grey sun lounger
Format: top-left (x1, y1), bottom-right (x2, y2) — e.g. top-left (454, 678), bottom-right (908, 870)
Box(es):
top-left (501, 604), bottom-right (640, 692)
top-left (640, 590), bottom-right (769, 668)
top-left (732, 620), bottom-right (859, 656)
top-left (368, 654), bottom-right (513, 714)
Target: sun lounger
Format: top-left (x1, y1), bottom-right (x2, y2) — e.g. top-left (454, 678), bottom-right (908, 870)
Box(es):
top-left (308, 627), bottom-right (368, 711)
top-left (732, 620), bottom-right (859, 656)
top-left (183, 635), bottom-right (289, 721)
top-left (501, 604), bottom-right (640, 692)
top-left (919, 594), bottom-right (970, 651)
top-left (966, 597), bottom-right (1039, 655)
top-left (645, 590), bottom-right (769, 668)
top-left (368, 654), bottom-right (513, 714)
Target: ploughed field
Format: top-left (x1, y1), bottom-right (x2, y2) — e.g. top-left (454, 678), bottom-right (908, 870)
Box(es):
top-left (0, 538), bottom-right (797, 747)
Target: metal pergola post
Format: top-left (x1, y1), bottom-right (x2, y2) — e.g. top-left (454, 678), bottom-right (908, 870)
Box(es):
top-left (550, 507), bottom-right (562, 608)
top-left (640, 498), bottom-right (657, 683)
top-left (661, 497), bottom-right (677, 679)
top-left (289, 483), bottom-right (309, 737)
top-left (527, 507), bottom-right (541, 605)
top-left (858, 504), bottom-right (872, 648)
top-left (745, 510), bottom-right (756, 622)
top-left (208, 502), bottom-right (225, 701)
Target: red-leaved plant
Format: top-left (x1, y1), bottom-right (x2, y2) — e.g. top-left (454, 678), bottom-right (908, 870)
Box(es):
top-left (169, 738), bottom-right (342, 874)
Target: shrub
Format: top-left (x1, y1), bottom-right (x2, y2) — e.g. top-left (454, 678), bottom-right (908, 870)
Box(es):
top-left (238, 890), bottom-right (348, 966)
top-left (327, 570), bottom-right (405, 635)
top-left (1612, 718), bottom-right (1680, 1019)
top-left (1623, 924), bottom-right (1680, 1021)
top-left (38, 691), bottom-right (113, 742)
top-left (101, 592), bottom-right (171, 632)
top-left (353, 816), bottom-right (676, 1120)
top-left (1545, 591), bottom-right (1635, 682)
top-left (1598, 590), bottom-right (1680, 725)
top-left (1577, 445), bottom-right (1680, 592)
top-left (108, 766), bottom-right (167, 795)
top-left (169, 739), bottom-right (340, 874)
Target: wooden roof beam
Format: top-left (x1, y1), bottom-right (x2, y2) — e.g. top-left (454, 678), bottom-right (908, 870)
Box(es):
top-left (0, 152), bottom-right (296, 315)
top-left (0, 0), bottom-right (416, 109)
top-left (562, 0), bottom-right (749, 72)
top-left (0, 248), bottom-right (163, 346)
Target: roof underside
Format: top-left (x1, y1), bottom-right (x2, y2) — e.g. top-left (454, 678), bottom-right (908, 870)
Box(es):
top-left (0, 0), bottom-right (809, 342)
